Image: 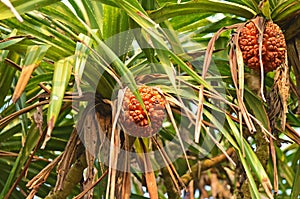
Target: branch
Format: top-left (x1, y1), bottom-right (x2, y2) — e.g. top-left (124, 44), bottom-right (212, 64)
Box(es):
top-left (181, 147), bottom-right (235, 185)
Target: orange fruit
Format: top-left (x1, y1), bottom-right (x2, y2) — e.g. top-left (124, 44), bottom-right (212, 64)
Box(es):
top-left (120, 85), bottom-right (166, 137)
top-left (239, 21), bottom-right (286, 72)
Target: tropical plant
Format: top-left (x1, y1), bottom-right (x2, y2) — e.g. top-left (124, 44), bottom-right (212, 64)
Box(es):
top-left (0, 0), bottom-right (299, 198)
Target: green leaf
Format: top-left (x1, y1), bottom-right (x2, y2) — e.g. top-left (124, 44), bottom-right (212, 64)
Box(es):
top-left (102, 4), bottom-right (133, 60)
top-left (78, 18), bottom-right (147, 116)
top-left (259, 0), bottom-right (272, 19)
top-left (0, 29), bottom-right (20, 107)
top-left (149, 0), bottom-right (256, 23)
top-left (67, 0), bottom-right (103, 31)
top-left (231, 0), bottom-right (260, 13)
top-left (0, 122), bottom-right (21, 141)
top-left (74, 34), bottom-right (92, 94)
top-left (0, 50), bottom-right (16, 107)
top-left (115, 0), bottom-right (215, 91)
top-left (204, 110), bottom-right (261, 198)
top-left (271, 0), bottom-right (300, 21)
top-left (0, 0), bottom-right (60, 20)
top-left (226, 115), bottom-right (273, 198)
top-left (291, 149), bottom-right (300, 198)
top-left (1, 10), bottom-right (76, 60)
top-left (0, 36), bottom-right (25, 50)
top-left (244, 88), bottom-right (270, 129)
top-left (39, 2), bottom-right (86, 34)
top-left (0, 124), bottom-right (40, 198)
top-left (286, 112), bottom-right (300, 127)
top-left (170, 13), bottom-right (211, 31)
top-left (46, 56), bottom-right (73, 140)
top-left (276, 145), bottom-right (295, 187)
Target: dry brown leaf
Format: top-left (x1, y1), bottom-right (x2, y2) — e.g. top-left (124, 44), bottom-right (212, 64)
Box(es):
top-left (203, 23), bottom-right (242, 74)
top-left (195, 85), bottom-right (204, 143)
top-left (184, 180), bottom-right (195, 199)
top-left (42, 117), bottom-right (54, 149)
top-left (266, 48), bottom-right (289, 197)
top-left (106, 97), bottom-right (122, 199)
top-left (81, 111), bottom-right (99, 198)
top-left (230, 25), bottom-right (256, 133)
top-left (152, 137), bottom-right (185, 192)
top-left (82, 151), bottom-right (96, 199)
top-left (197, 23), bottom-right (242, 143)
top-left (96, 106), bottom-right (112, 168)
top-left (139, 139), bottom-right (158, 199)
top-left (115, 134), bottom-right (132, 199)
top-left (270, 138), bottom-right (278, 194)
top-left (165, 100), bottom-right (191, 172)
top-left (210, 173), bottom-right (219, 198)
top-left (26, 154), bottom-right (63, 199)
top-left (34, 105), bottom-right (44, 136)
top-left (120, 171), bottom-right (131, 199)
top-left (54, 129), bottom-right (80, 191)
top-left (211, 172), bottom-right (232, 199)
top-left (202, 125), bottom-right (236, 167)
top-left (285, 124), bottom-right (300, 145)
top-left (198, 175), bottom-right (209, 199)
top-left (267, 57), bottom-right (289, 132)
top-left (12, 63), bottom-right (38, 103)
top-left (0, 100), bottom-right (49, 129)
top-left (253, 16), bottom-right (267, 102)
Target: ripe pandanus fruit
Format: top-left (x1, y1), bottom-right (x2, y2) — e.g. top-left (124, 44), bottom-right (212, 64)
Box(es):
top-left (239, 21), bottom-right (286, 72)
top-left (120, 85), bottom-right (166, 137)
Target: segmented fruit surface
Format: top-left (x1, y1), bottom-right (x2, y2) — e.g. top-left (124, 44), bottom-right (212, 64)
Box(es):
top-left (120, 85), bottom-right (166, 137)
top-left (239, 21), bottom-right (286, 72)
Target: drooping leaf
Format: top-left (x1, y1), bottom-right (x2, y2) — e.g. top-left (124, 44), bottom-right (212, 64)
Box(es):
top-left (74, 33), bottom-right (92, 96)
top-left (44, 56), bottom-right (73, 148)
top-left (226, 115), bottom-right (273, 199)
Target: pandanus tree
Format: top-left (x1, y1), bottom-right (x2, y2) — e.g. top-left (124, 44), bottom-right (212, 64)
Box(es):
top-left (0, 0), bottom-right (299, 198)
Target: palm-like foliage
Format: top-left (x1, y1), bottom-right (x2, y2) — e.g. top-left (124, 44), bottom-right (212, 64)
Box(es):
top-left (0, 0), bottom-right (299, 198)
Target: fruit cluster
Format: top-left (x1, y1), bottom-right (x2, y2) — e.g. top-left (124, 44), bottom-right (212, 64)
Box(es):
top-left (239, 21), bottom-right (286, 72)
top-left (120, 85), bottom-right (166, 137)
